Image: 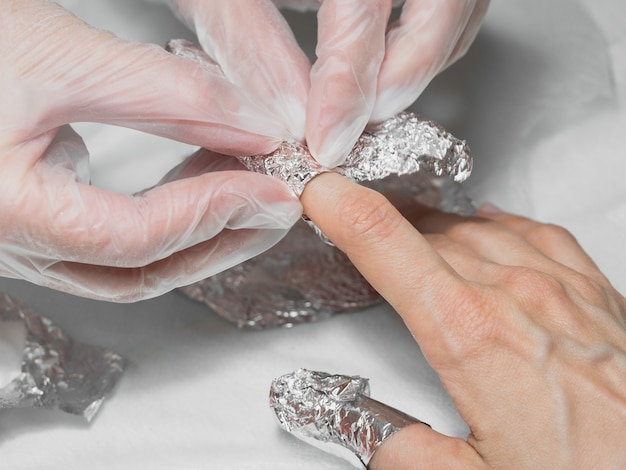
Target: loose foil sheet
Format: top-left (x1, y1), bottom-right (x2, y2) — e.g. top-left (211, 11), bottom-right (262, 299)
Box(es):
top-left (0, 293), bottom-right (125, 422)
top-left (269, 369), bottom-right (424, 469)
top-left (180, 113), bottom-right (474, 329)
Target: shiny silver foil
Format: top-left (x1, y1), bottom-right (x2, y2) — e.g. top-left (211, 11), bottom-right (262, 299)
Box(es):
top-left (0, 293), bottom-right (125, 422)
top-left (270, 369), bottom-right (424, 469)
top-left (237, 111), bottom-right (472, 196)
top-left (180, 218), bottom-right (381, 329)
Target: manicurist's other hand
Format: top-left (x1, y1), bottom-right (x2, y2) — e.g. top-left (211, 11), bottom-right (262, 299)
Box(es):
top-left (303, 0), bottom-right (491, 167)
top-left (0, 0), bottom-right (302, 301)
top-left (167, 0), bottom-right (490, 167)
top-left (301, 173), bottom-right (626, 469)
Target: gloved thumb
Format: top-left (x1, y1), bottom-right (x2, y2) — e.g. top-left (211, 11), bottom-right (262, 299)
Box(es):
top-left (166, 0), bottom-right (311, 143)
top-left (369, 424), bottom-right (486, 470)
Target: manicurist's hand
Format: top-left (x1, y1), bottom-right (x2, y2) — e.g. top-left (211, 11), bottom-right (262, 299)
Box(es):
top-left (165, 0), bottom-right (489, 167)
top-left (0, 0), bottom-right (302, 301)
top-left (301, 173), bottom-right (626, 469)
top-left (301, 0), bottom-right (491, 167)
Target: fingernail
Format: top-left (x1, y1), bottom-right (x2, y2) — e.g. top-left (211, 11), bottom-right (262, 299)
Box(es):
top-left (477, 203), bottom-right (502, 215)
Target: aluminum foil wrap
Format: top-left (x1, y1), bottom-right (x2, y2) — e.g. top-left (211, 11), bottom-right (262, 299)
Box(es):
top-left (0, 293), bottom-right (125, 422)
top-left (179, 114), bottom-right (474, 329)
top-left (270, 369), bottom-right (424, 469)
top-left (237, 111), bottom-right (472, 196)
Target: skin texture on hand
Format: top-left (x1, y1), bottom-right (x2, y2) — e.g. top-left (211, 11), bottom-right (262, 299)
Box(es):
top-left (0, 0), bottom-right (302, 301)
top-left (301, 173), bottom-right (626, 469)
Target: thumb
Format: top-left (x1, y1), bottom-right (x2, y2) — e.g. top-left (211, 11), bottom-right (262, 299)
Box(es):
top-left (3, 0), bottom-right (284, 155)
top-left (369, 424), bottom-right (486, 470)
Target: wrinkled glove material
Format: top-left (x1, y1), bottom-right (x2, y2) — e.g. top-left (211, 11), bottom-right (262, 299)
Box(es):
top-left (180, 112), bottom-right (474, 328)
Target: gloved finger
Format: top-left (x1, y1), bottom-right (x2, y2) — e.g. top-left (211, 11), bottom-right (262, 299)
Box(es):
top-left (35, 125), bottom-right (92, 185)
top-left (368, 423), bottom-right (485, 470)
top-left (153, 147), bottom-right (249, 186)
top-left (371, 0), bottom-right (480, 121)
top-left (306, 0), bottom-right (392, 168)
top-left (30, 226), bottom-right (290, 302)
top-left (4, 0), bottom-right (284, 155)
top-left (168, 0), bottom-right (311, 142)
top-left (10, 129), bottom-right (302, 268)
top-left (443, 0), bottom-right (490, 67)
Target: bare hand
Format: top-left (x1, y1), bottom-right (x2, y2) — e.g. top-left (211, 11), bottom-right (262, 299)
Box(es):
top-left (301, 173), bottom-right (626, 469)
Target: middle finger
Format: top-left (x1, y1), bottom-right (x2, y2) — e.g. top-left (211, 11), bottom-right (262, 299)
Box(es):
top-left (410, 209), bottom-right (563, 274)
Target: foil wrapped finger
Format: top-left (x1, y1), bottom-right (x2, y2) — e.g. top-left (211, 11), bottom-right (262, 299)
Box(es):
top-left (237, 111), bottom-right (472, 196)
top-left (270, 369), bottom-right (425, 469)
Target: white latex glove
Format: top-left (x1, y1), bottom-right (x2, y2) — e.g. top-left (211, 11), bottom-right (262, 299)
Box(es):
top-left (168, 0), bottom-right (489, 168)
top-left (165, 0), bottom-right (312, 144)
top-left (0, 0), bottom-right (302, 302)
top-left (306, 0), bottom-right (491, 167)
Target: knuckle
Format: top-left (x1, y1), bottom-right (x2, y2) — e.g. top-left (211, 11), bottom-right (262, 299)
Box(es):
top-left (443, 218), bottom-right (485, 242)
top-left (424, 233), bottom-right (453, 251)
top-left (438, 285), bottom-right (502, 352)
top-left (358, 0), bottom-right (389, 15)
top-left (335, 189), bottom-right (402, 246)
top-left (499, 266), bottom-right (569, 308)
top-left (526, 223), bottom-right (577, 245)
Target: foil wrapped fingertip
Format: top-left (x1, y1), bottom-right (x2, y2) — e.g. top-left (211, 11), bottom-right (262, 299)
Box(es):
top-left (270, 369), bottom-right (425, 468)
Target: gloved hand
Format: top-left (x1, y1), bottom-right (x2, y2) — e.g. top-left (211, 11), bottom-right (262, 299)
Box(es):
top-left (0, 0), bottom-right (302, 301)
top-left (297, 0), bottom-right (490, 167)
top-left (166, 0), bottom-right (489, 168)
top-left (163, 0), bottom-right (312, 144)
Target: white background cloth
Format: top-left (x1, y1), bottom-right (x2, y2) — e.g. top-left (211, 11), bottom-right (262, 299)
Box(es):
top-left (1, 1), bottom-right (625, 468)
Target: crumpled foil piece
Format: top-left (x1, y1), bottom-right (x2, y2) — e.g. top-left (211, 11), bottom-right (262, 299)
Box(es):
top-left (237, 111), bottom-right (472, 196)
top-left (0, 293), bottom-right (126, 422)
top-left (180, 218), bottom-right (381, 329)
top-left (270, 369), bottom-right (424, 469)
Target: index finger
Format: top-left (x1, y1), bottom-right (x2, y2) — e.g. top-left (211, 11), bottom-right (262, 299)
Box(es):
top-left (301, 173), bottom-right (465, 344)
top-left (306, 0), bottom-right (391, 167)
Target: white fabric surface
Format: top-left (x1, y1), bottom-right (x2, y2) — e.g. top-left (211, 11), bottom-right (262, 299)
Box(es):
top-left (1, 1), bottom-right (625, 468)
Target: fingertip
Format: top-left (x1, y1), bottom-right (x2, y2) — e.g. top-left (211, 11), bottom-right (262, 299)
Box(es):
top-left (370, 84), bottom-right (425, 122)
top-left (272, 93), bottom-right (307, 144)
top-left (301, 172), bottom-right (395, 250)
top-left (306, 114), bottom-right (368, 168)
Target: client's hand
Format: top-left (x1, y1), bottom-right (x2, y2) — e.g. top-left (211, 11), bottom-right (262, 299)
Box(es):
top-left (301, 173), bottom-right (626, 469)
